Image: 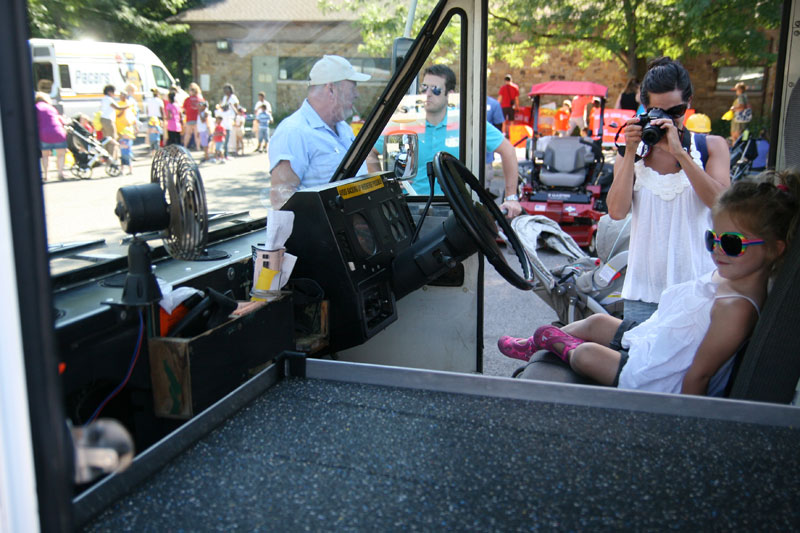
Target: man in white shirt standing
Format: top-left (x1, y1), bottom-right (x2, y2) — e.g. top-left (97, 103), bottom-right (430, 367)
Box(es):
top-left (268, 55), bottom-right (370, 208)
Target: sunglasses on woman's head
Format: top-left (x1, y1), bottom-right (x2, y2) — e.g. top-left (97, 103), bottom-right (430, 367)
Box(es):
top-left (420, 83), bottom-right (443, 96)
top-left (705, 230), bottom-right (765, 257)
top-left (646, 103), bottom-right (688, 119)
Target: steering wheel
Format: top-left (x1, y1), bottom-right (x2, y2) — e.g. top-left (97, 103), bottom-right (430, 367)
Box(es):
top-left (431, 152), bottom-right (533, 290)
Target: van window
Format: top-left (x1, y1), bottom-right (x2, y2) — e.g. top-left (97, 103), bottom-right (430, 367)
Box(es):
top-left (31, 45), bottom-right (50, 57)
top-left (32, 62), bottom-right (53, 94)
top-left (152, 65), bottom-right (171, 89)
top-left (58, 64), bottom-right (71, 89)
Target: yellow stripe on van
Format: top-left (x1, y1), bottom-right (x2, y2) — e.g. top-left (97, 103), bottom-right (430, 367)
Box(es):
top-left (60, 93), bottom-right (106, 99)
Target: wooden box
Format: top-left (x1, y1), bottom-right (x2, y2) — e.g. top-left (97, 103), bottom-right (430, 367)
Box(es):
top-left (149, 293), bottom-right (293, 419)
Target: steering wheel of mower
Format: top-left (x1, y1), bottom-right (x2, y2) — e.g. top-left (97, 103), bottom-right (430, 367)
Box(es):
top-left (431, 152), bottom-right (534, 291)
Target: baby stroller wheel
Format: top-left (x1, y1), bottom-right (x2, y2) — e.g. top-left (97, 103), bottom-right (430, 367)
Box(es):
top-left (70, 165), bottom-right (81, 178)
top-left (106, 162), bottom-right (121, 177)
top-left (76, 166), bottom-right (92, 180)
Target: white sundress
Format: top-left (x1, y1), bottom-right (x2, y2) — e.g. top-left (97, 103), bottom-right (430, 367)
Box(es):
top-left (618, 270), bottom-right (760, 396)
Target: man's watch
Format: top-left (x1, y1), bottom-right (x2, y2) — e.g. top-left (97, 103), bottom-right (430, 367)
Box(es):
top-left (504, 194), bottom-right (520, 202)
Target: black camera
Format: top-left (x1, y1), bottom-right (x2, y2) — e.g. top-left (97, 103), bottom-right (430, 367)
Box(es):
top-left (636, 107), bottom-right (671, 146)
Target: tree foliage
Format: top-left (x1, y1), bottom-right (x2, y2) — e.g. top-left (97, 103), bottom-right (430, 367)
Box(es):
top-left (26, 0), bottom-right (200, 81)
top-left (323, 0), bottom-right (783, 80)
top-left (320, 0), bottom-right (462, 64)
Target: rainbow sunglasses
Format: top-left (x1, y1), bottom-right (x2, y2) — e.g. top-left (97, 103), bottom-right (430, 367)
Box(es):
top-left (705, 230), bottom-right (765, 257)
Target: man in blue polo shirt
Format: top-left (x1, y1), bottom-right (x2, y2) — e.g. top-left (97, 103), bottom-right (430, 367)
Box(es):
top-left (269, 55), bottom-right (371, 208)
top-left (366, 65), bottom-right (521, 217)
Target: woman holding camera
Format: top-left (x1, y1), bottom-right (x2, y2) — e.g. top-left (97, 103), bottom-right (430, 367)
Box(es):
top-left (607, 57), bottom-right (730, 322)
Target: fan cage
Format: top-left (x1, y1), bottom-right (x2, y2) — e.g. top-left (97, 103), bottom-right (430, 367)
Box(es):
top-left (150, 145), bottom-right (209, 260)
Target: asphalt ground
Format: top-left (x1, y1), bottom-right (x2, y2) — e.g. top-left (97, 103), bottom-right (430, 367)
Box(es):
top-left (42, 142), bottom-right (565, 379)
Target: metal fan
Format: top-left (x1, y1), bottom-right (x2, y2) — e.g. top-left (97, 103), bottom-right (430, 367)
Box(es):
top-left (114, 145), bottom-right (228, 305)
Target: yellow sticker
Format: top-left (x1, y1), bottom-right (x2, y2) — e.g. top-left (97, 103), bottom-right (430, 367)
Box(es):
top-left (255, 268), bottom-right (280, 290)
top-left (336, 176), bottom-right (384, 199)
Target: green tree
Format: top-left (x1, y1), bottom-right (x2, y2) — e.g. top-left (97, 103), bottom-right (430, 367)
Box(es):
top-left (26, 0), bottom-right (199, 81)
top-left (320, 0), bottom-right (460, 63)
top-left (323, 0), bottom-right (782, 80)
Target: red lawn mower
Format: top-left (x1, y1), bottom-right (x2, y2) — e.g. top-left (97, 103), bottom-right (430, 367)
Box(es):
top-left (519, 81), bottom-right (612, 250)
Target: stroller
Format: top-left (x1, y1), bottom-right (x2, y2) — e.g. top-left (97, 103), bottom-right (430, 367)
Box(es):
top-left (507, 213), bottom-right (630, 382)
top-left (66, 119), bottom-right (121, 179)
top-left (510, 212), bottom-right (630, 325)
top-left (730, 129), bottom-right (766, 182)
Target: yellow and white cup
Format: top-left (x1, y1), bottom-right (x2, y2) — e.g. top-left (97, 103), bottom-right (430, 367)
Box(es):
top-left (251, 245), bottom-right (285, 298)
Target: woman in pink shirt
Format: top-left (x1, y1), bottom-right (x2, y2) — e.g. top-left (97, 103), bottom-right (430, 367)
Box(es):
top-left (165, 91), bottom-right (182, 146)
top-left (35, 92), bottom-right (67, 181)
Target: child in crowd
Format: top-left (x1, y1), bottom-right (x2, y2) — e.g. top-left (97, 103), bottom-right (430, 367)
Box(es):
top-left (119, 126), bottom-right (135, 175)
top-left (212, 115), bottom-right (226, 164)
top-left (499, 171), bottom-right (800, 396)
top-left (197, 101), bottom-right (211, 162)
top-left (255, 104), bottom-right (272, 153)
top-left (148, 117), bottom-right (162, 154)
top-left (233, 108), bottom-right (246, 156)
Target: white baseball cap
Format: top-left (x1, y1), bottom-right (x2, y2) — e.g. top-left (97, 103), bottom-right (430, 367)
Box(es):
top-left (308, 55), bottom-right (371, 86)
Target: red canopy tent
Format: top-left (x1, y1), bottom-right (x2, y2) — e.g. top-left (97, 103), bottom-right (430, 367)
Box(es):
top-left (526, 81), bottom-right (609, 141)
top-left (528, 81), bottom-right (608, 98)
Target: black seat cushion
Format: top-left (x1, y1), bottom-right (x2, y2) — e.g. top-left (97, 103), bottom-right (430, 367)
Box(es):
top-left (515, 350), bottom-right (600, 385)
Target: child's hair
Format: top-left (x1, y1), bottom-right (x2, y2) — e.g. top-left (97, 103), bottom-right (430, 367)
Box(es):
top-left (216, 115), bottom-right (223, 121)
top-left (714, 169), bottom-right (800, 272)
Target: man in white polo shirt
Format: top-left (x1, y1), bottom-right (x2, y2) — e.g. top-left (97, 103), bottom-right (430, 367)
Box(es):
top-left (269, 55), bottom-right (371, 208)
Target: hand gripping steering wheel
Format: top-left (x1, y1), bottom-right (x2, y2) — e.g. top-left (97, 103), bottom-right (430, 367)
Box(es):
top-left (431, 152), bottom-right (533, 290)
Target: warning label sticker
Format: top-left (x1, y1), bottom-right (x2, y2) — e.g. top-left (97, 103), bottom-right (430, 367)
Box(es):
top-left (337, 176), bottom-right (384, 199)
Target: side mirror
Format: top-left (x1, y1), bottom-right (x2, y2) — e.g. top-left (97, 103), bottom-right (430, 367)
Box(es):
top-left (383, 131), bottom-right (419, 180)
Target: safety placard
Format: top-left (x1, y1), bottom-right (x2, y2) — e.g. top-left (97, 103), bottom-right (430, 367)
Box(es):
top-left (337, 176), bottom-right (384, 199)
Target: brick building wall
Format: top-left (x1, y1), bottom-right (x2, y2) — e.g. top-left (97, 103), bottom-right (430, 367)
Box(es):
top-left (193, 39), bottom-right (385, 119)
top-left (488, 37), bottom-right (778, 131)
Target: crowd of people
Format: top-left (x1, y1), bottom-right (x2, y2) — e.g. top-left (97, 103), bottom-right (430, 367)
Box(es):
top-left (37, 80), bottom-right (275, 177)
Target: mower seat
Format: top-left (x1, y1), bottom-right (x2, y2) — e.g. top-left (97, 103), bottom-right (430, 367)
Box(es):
top-left (538, 137), bottom-right (594, 188)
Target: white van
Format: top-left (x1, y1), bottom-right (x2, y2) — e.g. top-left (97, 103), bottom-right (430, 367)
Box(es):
top-left (29, 38), bottom-right (176, 126)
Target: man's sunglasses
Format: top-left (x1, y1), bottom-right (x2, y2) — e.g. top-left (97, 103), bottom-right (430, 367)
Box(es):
top-left (646, 103), bottom-right (688, 119)
top-left (420, 83), bottom-right (443, 96)
top-left (705, 230), bottom-right (765, 257)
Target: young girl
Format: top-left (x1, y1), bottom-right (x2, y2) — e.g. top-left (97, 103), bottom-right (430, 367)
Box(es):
top-left (499, 171), bottom-right (799, 396)
top-left (165, 91), bottom-right (182, 146)
top-left (197, 101), bottom-right (211, 162)
top-left (212, 115), bottom-right (226, 164)
top-left (233, 108), bottom-right (246, 156)
top-left (118, 126), bottom-right (135, 175)
top-left (148, 117), bottom-right (162, 154)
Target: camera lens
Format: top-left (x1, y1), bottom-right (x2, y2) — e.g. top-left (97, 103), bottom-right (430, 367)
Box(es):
top-left (641, 124), bottom-right (664, 146)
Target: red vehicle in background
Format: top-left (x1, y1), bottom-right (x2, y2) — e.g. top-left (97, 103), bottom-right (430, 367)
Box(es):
top-left (518, 81), bottom-right (613, 250)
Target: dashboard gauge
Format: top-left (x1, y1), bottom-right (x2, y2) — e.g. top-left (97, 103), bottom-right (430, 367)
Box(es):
top-left (352, 213), bottom-right (376, 255)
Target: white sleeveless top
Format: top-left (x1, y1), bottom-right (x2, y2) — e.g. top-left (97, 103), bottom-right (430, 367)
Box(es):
top-left (618, 270), bottom-right (760, 396)
top-left (621, 133), bottom-right (716, 303)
